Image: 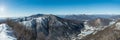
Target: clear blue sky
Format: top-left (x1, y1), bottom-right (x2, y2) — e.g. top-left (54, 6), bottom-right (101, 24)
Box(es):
top-left (0, 0), bottom-right (120, 17)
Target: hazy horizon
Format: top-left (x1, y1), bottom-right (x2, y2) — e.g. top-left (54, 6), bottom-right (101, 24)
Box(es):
top-left (0, 0), bottom-right (120, 17)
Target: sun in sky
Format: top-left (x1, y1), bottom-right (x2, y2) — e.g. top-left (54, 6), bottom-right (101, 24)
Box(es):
top-left (0, 6), bottom-right (5, 12)
top-left (0, 4), bottom-right (8, 17)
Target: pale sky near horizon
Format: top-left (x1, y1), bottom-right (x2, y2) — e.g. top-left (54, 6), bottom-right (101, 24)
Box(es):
top-left (0, 0), bottom-right (120, 17)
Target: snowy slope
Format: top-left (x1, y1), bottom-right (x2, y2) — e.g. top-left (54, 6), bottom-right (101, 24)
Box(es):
top-left (76, 20), bottom-right (116, 39)
top-left (0, 24), bottom-right (16, 40)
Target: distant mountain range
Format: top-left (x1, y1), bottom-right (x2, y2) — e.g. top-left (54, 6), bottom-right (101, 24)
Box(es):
top-left (63, 14), bottom-right (120, 21)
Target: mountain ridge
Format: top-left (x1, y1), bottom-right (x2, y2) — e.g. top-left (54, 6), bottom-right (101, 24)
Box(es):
top-left (5, 14), bottom-right (84, 40)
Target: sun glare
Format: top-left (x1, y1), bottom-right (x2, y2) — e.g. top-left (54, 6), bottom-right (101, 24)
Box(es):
top-left (0, 6), bottom-right (5, 12)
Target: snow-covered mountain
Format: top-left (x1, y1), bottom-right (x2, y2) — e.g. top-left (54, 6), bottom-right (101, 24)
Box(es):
top-left (7, 14), bottom-right (84, 40)
top-left (0, 24), bottom-right (16, 40)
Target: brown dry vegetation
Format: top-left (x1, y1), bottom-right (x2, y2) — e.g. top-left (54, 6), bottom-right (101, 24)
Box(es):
top-left (6, 18), bottom-right (38, 40)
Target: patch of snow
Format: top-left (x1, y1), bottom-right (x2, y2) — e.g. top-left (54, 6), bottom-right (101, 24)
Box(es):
top-left (109, 21), bottom-right (116, 26)
top-left (20, 20), bottom-right (33, 27)
top-left (0, 23), bottom-right (16, 40)
top-left (35, 17), bottom-right (48, 27)
top-left (35, 17), bottom-right (44, 23)
top-left (115, 22), bottom-right (120, 30)
top-left (77, 21), bottom-right (95, 39)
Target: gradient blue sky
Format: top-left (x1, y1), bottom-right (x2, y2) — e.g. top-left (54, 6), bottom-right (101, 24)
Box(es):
top-left (0, 0), bottom-right (120, 17)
